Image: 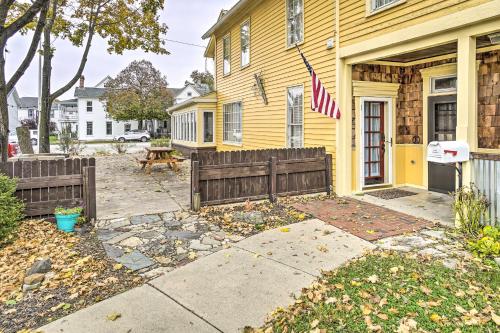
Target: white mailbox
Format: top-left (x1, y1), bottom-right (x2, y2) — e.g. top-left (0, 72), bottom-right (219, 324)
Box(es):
top-left (427, 141), bottom-right (470, 164)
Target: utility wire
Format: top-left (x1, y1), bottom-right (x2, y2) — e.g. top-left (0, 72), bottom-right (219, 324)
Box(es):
top-left (165, 39), bottom-right (206, 49)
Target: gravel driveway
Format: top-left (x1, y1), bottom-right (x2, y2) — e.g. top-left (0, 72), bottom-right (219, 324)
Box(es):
top-left (95, 153), bottom-right (190, 220)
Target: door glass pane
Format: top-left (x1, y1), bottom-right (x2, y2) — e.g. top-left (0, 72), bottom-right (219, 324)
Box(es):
top-left (204, 112), bottom-right (214, 143)
top-left (371, 163), bottom-right (380, 176)
top-left (434, 102), bottom-right (456, 141)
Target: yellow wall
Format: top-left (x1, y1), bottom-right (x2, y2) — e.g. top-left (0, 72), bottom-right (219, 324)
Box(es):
top-left (213, 0), bottom-right (337, 182)
top-left (339, 0), bottom-right (492, 47)
top-left (395, 144), bottom-right (424, 187)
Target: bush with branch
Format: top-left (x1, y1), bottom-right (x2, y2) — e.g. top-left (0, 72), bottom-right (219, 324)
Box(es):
top-left (0, 175), bottom-right (25, 247)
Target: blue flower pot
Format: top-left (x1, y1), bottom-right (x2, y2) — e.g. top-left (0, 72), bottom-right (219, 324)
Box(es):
top-left (55, 213), bottom-right (80, 232)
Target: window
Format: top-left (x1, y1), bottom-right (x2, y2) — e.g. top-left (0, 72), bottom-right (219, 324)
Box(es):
top-left (369, 0), bottom-right (404, 13)
top-left (431, 75), bottom-right (457, 94)
top-left (86, 101), bottom-right (93, 112)
top-left (86, 121), bottom-right (93, 136)
top-left (28, 109), bottom-right (33, 118)
top-left (286, 0), bottom-right (304, 47)
top-left (287, 86), bottom-right (304, 148)
top-left (172, 111), bottom-right (197, 142)
top-left (106, 121), bottom-right (113, 135)
top-left (240, 20), bottom-right (250, 67)
top-left (50, 110), bottom-right (54, 118)
top-left (203, 111), bottom-right (214, 143)
top-left (223, 34), bottom-right (231, 75)
top-left (124, 123), bottom-right (131, 132)
top-left (187, 92), bottom-right (192, 97)
top-left (223, 102), bottom-right (242, 144)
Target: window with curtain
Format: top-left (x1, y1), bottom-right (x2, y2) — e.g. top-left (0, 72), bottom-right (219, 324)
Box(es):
top-left (286, 0), bottom-right (303, 47)
top-left (240, 21), bottom-right (250, 67)
top-left (223, 35), bottom-right (231, 75)
top-left (223, 102), bottom-right (242, 144)
top-left (287, 86), bottom-right (304, 148)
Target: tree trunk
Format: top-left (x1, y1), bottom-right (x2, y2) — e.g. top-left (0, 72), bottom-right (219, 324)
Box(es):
top-left (0, 37), bottom-right (8, 162)
top-left (38, 3), bottom-right (54, 154)
top-left (16, 126), bottom-right (34, 154)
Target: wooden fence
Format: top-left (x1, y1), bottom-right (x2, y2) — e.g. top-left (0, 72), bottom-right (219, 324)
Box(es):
top-left (0, 157), bottom-right (96, 221)
top-left (191, 147), bottom-right (332, 209)
top-left (471, 152), bottom-right (500, 226)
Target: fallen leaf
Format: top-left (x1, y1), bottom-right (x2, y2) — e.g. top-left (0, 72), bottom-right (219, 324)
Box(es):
top-left (316, 245), bottom-right (328, 253)
top-left (491, 311), bottom-right (500, 325)
top-left (377, 313), bottom-right (388, 320)
top-left (366, 230), bottom-right (376, 234)
top-left (361, 303), bottom-right (373, 315)
top-left (106, 312), bottom-right (121, 321)
top-left (311, 319), bottom-right (320, 328)
top-left (280, 227), bottom-right (290, 233)
top-left (430, 313), bottom-right (442, 323)
top-left (420, 285), bottom-right (432, 295)
top-left (113, 263), bottom-right (123, 271)
top-left (367, 275), bottom-right (379, 283)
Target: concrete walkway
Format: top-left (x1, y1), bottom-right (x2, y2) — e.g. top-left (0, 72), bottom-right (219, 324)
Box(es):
top-left (40, 219), bottom-right (374, 333)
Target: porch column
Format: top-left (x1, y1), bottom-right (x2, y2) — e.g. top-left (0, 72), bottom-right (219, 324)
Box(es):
top-left (336, 59), bottom-right (352, 196)
top-left (456, 34), bottom-right (477, 188)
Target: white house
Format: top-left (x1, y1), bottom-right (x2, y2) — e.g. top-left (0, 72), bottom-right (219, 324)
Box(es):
top-left (173, 83), bottom-right (211, 105)
top-left (7, 88), bottom-right (20, 134)
top-left (56, 99), bottom-right (78, 134)
top-left (18, 96), bottom-right (38, 122)
top-left (76, 76), bottom-right (139, 141)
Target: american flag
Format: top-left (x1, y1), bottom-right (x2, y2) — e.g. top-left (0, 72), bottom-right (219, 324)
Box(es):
top-left (299, 49), bottom-right (341, 119)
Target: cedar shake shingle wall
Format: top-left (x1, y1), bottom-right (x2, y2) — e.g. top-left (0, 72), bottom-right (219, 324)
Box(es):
top-left (478, 50), bottom-right (500, 149)
top-left (352, 59), bottom-right (456, 145)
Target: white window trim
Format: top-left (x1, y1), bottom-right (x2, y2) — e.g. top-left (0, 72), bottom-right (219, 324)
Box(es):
top-left (222, 102), bottom-right (243, 146)
top-left (222, 34), bottom-right (231, 76)
top-left (285, 0), bottom-right (305, 48)
top-left (286, 85), bottom-right (305, 148)
top-left (240, 19), bottom-right (251, 69)
top-left (430, 74), bottom-right (457, 94)
top-left (366, 0), bottom-right (406, 17)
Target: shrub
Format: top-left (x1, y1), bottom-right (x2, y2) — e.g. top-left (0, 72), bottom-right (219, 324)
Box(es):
top-left (468, 226), bottom-right (500, 258)
top-left (55, 206), bottom-right (83, 215)
top-left (452, 185), bottom-right (489, 237)
top-left (0, 175), bottom-right (25, 247)
top-left (151, 137), bottom-right (170, 147)
top-left (111, 141), bottom-right (128, 154)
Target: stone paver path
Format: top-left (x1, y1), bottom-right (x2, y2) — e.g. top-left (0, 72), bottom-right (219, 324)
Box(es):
top-left (293, 198), bottom-right (433, 241)
top-left (40, 219), bottom-right (375, 333)
top-left (97, 211), bottom-right (242, 278)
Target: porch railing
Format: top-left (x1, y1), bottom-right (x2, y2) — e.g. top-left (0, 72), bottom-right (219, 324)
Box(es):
top-left (471, 153), bottom-right (500, 226)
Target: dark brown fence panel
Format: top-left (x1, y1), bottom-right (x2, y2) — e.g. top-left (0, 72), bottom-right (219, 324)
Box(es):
top-left (191, 148), bottom-right (332, 209)
top-left (0, 158), bottom-right (97, 221)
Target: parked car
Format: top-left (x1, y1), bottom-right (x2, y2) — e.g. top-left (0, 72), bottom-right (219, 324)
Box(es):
top-left (8, 133), bottom-right (18, 144)
top-left (8, 143), bottom-right (19, 157)
top-left (114, 130), bottom-right (151, 143)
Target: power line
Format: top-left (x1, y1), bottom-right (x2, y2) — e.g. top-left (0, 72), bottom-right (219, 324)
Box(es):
top-left (165, 39), bottom-right (206, 49)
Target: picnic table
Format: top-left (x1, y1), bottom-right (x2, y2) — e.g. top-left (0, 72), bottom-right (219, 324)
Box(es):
top-left (136, 147), bottom-right (186, 173)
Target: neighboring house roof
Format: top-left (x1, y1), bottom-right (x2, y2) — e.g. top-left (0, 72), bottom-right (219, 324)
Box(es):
top-left (59, 98), bottom-right (78, 105)
top-left (167, 92), bottom-right (217, 113)
top-left (192, 83), bottom-right (212, 96)
top-left (74, 87), bottom-right (106, 99)
top-left (202, 1), bottom-right (263, 39)
top-left (95, 75), bottom-right (112, 88)
top-left (8, 88), bottom-right (21, 107)
top-left (19, 96), bottom-right (38, 108)
top-left (167, 87), bottom-right (184, 97)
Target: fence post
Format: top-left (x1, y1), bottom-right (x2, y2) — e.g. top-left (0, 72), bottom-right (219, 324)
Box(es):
top-left (83, 166), bottom-right (97, 222)
top-left (269, 156), bottom-right (277, 203)
top-left (191, 160), bottom-right (200, 211)
top-left (325, 154), bottom-right (333, 195)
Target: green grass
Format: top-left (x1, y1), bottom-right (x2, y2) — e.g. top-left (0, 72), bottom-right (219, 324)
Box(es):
top-left (49, 135), bottom-right (59, 144)
top-left (256, 252), bottom-right (499, 333)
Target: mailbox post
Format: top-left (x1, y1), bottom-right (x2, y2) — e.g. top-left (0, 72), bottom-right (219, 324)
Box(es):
top-left (427, 141), bottom-right (470, 189)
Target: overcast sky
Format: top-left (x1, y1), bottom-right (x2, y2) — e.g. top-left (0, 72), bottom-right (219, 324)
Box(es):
top-left (6, 0), bottom-right (238, 100)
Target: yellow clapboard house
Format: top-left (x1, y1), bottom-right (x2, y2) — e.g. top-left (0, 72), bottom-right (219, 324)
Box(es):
top-left (169, 0), bottom-right (500, 198)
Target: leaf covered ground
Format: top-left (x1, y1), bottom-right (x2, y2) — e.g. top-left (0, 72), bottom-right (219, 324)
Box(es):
top-left (0, 220), bottom-right (143, 333)
top-left (251, 251), bottom-right (499, 333)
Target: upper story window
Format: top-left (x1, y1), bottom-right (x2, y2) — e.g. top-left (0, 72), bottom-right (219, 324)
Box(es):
top-left (286, 0), bottom-right (304, 47)
top-left (369, 0), bottom-right (405, 14)
top-left (28, 109), bottom-right (34, 118)
top-left (431, 75), bottom-right (457, 94)
top-left (86, 101), bottom-right (93, 112)
top-left (223, 34), bottom-right (231, 75)
top-left (240, 20), bottom-right (250, 67)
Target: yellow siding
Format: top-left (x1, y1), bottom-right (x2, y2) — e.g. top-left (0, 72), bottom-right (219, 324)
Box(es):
top-left (214, 0), bottom-right (337, 181)
top-left (395, 145), bottom-right (424, 187)
top-left (339, 0), bottom-right (492, 47)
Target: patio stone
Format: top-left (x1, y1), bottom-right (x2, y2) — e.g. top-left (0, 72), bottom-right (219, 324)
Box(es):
top-left (120, 237), bottom-right (143, 248)
top-left (103, 244), bottom-right (124, 259)
top-left (418, 248), bottom-right (446, 258)
top-left (106, 231), bottom-right (137, 245)
top-left (140, 231), bottom-right (162, 239)
top-left (165, 230), bottom-right (203, 240)
top-left (189, 240), bottom-right (212, 251)
top-left (421, 230), bottom-right (447, 240)
top-left (97, 229), bottom-right (121, 242)
top-left (396, 236), bottom-right (437, 248)
top-left (130, 214), bottom-right (162, 225)
top-left (234, 211), bottom-right (264, 225)
top-left (164, 219), bottom-right (182, 228)
top-left (115, 251), bottom-right (154, 271)
top-left (442, 258), bottom-right (458, 270)
top-left (201, 236), bottom-right (221, 247)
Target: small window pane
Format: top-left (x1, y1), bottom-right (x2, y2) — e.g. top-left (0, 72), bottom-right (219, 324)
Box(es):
top-left (372, 0), bottom-right (398, 11)
top-left (106, 121), bottom-right (112, 135)
top-left (223, 35), bottom-right (231, 75)
top-left (204, 112), bottom-right (214, 143)
top-left (86, 101), bottom-right (93, 112)
top-left (287, 86), bottom-right (304, 148)
top-left (287, 0), bottom-right (304, 46)
top-left (86, 121), bottom-right (93, 136)
top-left (432, 76), bottom-right (457, 93)
top-left (241, 21), bottom-right (250, 67)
